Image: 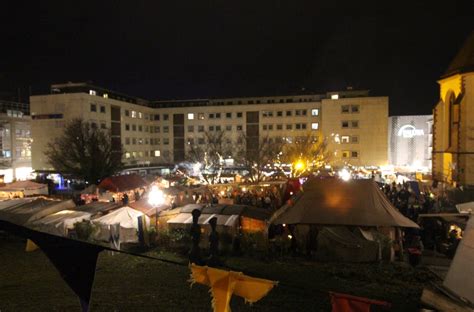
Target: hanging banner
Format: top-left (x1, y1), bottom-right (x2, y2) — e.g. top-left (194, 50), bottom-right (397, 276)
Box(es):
top-left (189, 264), bottom-right (277, 312)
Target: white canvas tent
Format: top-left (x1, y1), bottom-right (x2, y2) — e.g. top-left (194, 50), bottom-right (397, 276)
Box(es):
top-left (443, 216), bottom-right (474, 304)
top-left (92, 206), bottom-right (150, 243)
top-left (455, 201), bottom-right (474, 214)
top-left (31, 210), bottom-right (92, 236)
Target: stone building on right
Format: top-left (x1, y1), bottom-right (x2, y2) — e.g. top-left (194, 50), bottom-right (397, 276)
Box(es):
top-left (433, 31), bottom-right (474, 186)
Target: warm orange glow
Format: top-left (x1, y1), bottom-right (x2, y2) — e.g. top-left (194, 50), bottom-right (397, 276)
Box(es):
top-left (293, 160), bottom-right (305, 171)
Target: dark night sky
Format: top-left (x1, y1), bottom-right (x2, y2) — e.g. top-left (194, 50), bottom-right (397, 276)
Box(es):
top-left (1, 1), bottom-right (473, 115)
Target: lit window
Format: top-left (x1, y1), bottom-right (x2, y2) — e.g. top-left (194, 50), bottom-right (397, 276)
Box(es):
top-left (89, 90), bottom-right (96, 96)
top-left (341, 136), bottom-right (350, 143)
top-left (331, 94), bottom-right (339, 100)
top-left (103, 93), bottom-right (108, 98)
top-left (311, 109), bottom-right (319, 116)
top-left (188, 113), bottom-right (195, 120)
top-left (131, 111), bottom-right (137, 118)
top-left (154, 150), bottom-right (161, 157)
top-left (198, 113), bottom-right (205, 120)
top-left (125, 152), bottom-right (131, 158)
top-left (138, 112), bottom-right (143, 119)
top-left (311, 123), bottom-right (319, 130)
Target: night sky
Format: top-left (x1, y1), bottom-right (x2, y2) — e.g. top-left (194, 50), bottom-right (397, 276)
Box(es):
top-left (1, 1), bottom-right (473, 115)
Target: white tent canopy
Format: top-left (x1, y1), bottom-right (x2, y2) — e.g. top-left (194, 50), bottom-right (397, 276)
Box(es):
top-left (455, 201), bottom-right (474, 214)
top-left (92, 206), bottom-right (150, 243)
top-left (443, 216), bottom-right (474, 304)
top-left (32, 210), bottom-right (92, 236)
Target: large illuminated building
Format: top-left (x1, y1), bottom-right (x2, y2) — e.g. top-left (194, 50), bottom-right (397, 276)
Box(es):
top-left (432, 31), bottom-right (474, 186)
top-left (30, 83), bottom-right (388, 173)
top-left (388, 115), bottom-right (433, 171)
top-left (0, 100), bottom-right (32, 183)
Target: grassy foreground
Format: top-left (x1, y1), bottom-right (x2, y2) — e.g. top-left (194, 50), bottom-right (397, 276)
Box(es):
top-left (0, 233), bottom-right (434, 311)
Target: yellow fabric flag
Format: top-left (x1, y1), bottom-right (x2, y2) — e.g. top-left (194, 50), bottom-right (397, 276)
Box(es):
top-left (25, 239), bottom-right (39, 252)
top-left (189, 264), bottom-right (277, 312)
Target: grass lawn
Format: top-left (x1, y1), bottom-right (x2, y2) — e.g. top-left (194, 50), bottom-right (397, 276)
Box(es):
top-left (0, 232), bottom-right (434, 311)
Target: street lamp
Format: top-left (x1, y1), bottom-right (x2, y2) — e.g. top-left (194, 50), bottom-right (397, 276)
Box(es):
top-left (148, 185), bottom-right (165, 229)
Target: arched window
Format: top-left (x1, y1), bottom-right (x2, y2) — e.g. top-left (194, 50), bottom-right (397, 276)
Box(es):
top-left (448, 92), bottom-right (455, 148)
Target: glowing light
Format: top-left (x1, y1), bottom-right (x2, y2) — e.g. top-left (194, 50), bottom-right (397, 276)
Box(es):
top-left (220, 190), bottom-right (225, 196)
top-left (339, 168), bottom-right (351, 181)
top-left (288, 235), bottom-right (293, 239)
top-left (148, 185), bottom-right (165, 206)
top-left (293, 160), bottom-right (305, 171)
top-left (241, 187), bottom-right (247, 192)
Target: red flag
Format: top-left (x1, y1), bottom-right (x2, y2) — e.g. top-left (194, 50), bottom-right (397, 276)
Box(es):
top-left (330, 292), bottom-right (390, 312)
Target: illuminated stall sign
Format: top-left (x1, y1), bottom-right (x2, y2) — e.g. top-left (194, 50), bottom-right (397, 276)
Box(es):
top-left (397, 125), bottom-right (424, 138)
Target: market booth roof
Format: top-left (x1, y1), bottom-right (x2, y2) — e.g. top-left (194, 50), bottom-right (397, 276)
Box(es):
top-left (0, 198), bottom-right (76, 226)
top-left (165, 203), bottom-right (272, 221)
top-left (271, 178), bottom-right (419, 228)
top-left (0, 180), bottom-right (48, 196)
top-left (98, 174), bottom-right (147, 193)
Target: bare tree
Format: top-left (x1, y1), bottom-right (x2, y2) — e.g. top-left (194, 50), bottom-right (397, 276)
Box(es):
top-left (186, 130), bottom-right (234, 184)
top-left (280, 133), bottom-right (331, 177)
top-left (235, 133), bottom-right (284, 183)
top-left (45, 118), bottom-right (123, 184)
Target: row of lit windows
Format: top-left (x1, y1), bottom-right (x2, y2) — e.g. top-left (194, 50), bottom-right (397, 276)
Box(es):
top-left (340, 135), bottom-right (359, 144)
top-left (262, 123), bottom-right (319, 131)
top-left (1, 148), bottom-right (31, 158)
top-left (341, 105), bottom-right (360, 114)
top-left (186, 109), bottom-right (319, 121)
top-left (124, 150), bottom-right (163, 158)
top-left (341, 120), bottom-right (359, 128)
top-left (125, 138), bottom-right (169, 145)
top-left (125, 124), bottom-right (169, 133)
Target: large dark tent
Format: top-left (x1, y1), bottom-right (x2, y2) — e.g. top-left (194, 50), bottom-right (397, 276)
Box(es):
top-left (270, 178), bottom-right (418, 262)
top-left (271, 178), bottom-right (418, 228)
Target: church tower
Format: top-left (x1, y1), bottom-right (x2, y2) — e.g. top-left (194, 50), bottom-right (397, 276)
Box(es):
top-left (433, 31), bottom-right (474, 186)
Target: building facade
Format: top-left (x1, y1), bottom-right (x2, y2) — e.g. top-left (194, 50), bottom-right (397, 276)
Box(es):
top-left (433, 31), bottom-right (474, 186)
top-left (30, 83), bottom-right (388, 172)
top-left (388, 115), bottom-right (433, 170)
top-left (0, 100), bottom-right (32, 182)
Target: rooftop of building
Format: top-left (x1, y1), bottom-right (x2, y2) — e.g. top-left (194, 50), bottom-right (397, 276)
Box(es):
top-left (443, 30), bottom-right (474, 78)
top-left (40, 82), bottom-right (373, 109)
